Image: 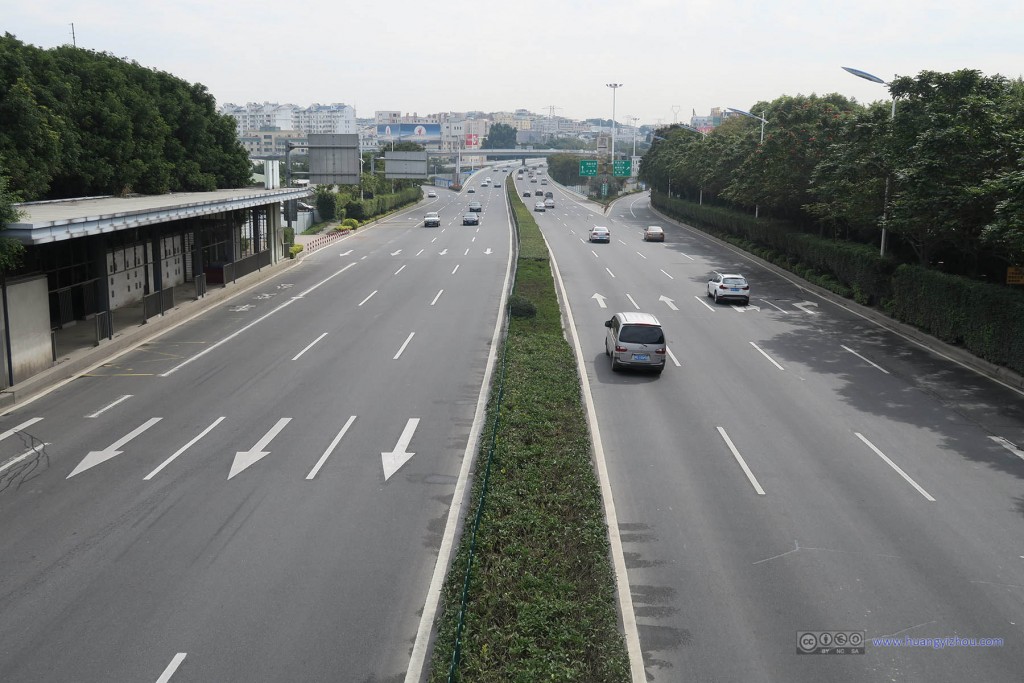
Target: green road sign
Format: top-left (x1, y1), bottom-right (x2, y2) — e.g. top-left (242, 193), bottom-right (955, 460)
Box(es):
top-left (580, 160), bottom-right (598, 177)
top-left (613, 159), bottom-right (632, 177)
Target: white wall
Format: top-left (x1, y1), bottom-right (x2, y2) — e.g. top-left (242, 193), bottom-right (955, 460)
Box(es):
top-left (3, 275), bottom-right (53, 384)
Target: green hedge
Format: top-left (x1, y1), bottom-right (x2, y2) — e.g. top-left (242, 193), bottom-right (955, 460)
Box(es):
top-left (428, 181), bottom-right (630, 681)
top-left (653, 191), bottom-right (1024, 375)
top-left (343, 186), bottom-right (421, 221)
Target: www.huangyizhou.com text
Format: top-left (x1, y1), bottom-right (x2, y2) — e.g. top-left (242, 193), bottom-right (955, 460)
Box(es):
top-left (872, 636), bottom-right (1005, 649)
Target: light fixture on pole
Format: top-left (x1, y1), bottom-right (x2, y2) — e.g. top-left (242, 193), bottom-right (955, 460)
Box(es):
top-left (842, 66), bottom-right (896, 257)
top-left (606, 83), bottom-right (622, 160)
top-left (727, 107), bottom-right (768, 218)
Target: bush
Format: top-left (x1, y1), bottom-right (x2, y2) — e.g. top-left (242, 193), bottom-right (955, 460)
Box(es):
top-left (288, 244), bottom-right (304, 258)
top-left (508, 294), bottom-right (536, 318)
top-left (341, 218), bottom-right (359, 229)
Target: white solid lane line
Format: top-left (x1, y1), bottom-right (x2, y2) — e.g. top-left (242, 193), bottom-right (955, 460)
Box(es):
top-left (855, 432), bottom-right (936, 501)
top-left (155, 653), bottom-right (187, 683)
top-left (144, 417), bottom-right (225, 480)
top-left (292, 332), bottom-right (329, 361)
top-left (85, 394), bottom-right (133, 418)
top-left (717, 426), bottom-right (766, 495)
top-left (394, 332), bottom-right (415, 360)
top-left (666, 347), bottom-right (681, 367)
top-left (842, 345), bottom-right (890, 374)
top-left (750, 342), bottom-right (784, 370)
top-left (430, 289), bottom-right (444, 306)
top-left (306, 415), bottom-right (357, 479)
top-left (0, 417), bottom-right (43, 441)
top-left (760, 298), bottom-right (789, 313)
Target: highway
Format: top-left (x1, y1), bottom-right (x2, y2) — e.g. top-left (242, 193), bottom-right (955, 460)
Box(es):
top-left (517, 170), bottom-right (1024, 682)
top-left (0, 174), bottom-right (513, 682)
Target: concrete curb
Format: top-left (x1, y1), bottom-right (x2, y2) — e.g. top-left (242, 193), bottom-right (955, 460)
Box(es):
top-left (648, 204), bottom-right (1024, 393)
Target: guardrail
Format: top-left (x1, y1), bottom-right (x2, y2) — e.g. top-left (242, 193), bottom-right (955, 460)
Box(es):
top-left (302, 231), bottom-right (348, 254)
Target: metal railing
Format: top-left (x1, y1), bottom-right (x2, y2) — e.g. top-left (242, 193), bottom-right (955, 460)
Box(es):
top-left (142, 287), bottom-right (175, 322)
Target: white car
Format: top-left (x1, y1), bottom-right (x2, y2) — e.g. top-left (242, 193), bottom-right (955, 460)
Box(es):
top-left (534, 202), bottom-right (546, 212)
top-left (589, 226), bottom-right (611, 243)
top-left (707, 272), bottom-right (750, 305)
top-left (427, 190), bottom-right (437, 198)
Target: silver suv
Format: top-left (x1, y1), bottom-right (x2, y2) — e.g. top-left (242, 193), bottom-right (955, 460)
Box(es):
top-left (604, 312), bottom-right (666, 374)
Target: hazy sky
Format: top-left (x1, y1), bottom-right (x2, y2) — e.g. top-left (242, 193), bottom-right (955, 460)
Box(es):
top-left (6, 0), bottom-right (1024, 126)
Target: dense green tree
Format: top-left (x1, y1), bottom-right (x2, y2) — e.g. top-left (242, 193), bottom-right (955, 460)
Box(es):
top-left (482, 123), bottom-right (517, 149)
top-left (0, 173), bottom-right (26, 271)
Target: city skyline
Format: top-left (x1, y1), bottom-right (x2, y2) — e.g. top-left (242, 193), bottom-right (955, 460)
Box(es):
top-left (6, 0), bottom-right (1023, 126)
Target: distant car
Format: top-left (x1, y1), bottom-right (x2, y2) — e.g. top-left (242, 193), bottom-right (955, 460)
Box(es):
top-left (643, 226), bottom-right (665, 242)
top-left (535, 189), bottom-right (544, 196)
top-left (493, 182), bottom-right (502, 187)
top-left (523, 190), bottom-right (532, 197)
top-left (467, 187), bottom-right (476, 193)
top-left (468, 201), bottom-right (482, 212)
top-left (530, 178), bottom-right (538, 183)
top-left (604, 311), bottom-right (666, 375)
top-left (707, 272), bottom-right (750, 305)
top-left (589, 226), bottom-right (611, 243)
top-left (534, 202), bottom-right (546, 212)
top-left (540, 179), bottom-right (548, 185)
top-left (544, 191), bottom-right (553, 199)
top-left (463, 213), bottom-right (480, 225)
top-left (544, 198), bottom-right (555, 208)
top-left (427, 190), bottom-right (437, 198)
top-left (423, 212), bottom-right (441, 227)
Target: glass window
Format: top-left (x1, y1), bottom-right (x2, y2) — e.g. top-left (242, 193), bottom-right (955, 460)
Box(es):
top-left (619, 325), bottom-right (664, 344)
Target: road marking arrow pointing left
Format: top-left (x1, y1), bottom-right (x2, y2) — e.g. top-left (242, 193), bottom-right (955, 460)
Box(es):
top-left (391, 250), bottom-right (402, 256)
top-left (659, 295), bottom-right (678, 311)
top-left (68, 418), bottom-right (162, 478)
top-left (382, 418), bottom-right (420, 481)
top-left (228, 418), bottom-right (291, 480)
top-left (484, 248), bottom-right (493, 255)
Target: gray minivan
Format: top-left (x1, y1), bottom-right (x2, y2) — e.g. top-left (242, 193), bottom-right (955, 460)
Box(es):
top-left (604, 312), bottom-right (666, 374)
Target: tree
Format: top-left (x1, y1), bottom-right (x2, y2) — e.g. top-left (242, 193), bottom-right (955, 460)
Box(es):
top-left (0, 173), bottom-right (26, 271)
top-left (482, 123), bottom-right (517, 149)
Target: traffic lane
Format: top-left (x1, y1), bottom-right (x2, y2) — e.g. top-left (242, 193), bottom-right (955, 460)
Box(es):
top-left (0, 227), bottom-right (512, 679)
top-left (586, 313), bottom-right (1024, 681)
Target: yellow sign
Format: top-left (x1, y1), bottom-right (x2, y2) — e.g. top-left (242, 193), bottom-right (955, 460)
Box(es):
top-left (1008, 267), bottom-right (1024, 285)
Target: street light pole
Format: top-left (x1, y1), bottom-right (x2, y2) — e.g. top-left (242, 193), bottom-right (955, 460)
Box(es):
top-left (727, 107), bottom-right (769, 218)
top-left (842, 66), bottom-right (895, 257)
top-left (606, 83), bottom-right (622, 161)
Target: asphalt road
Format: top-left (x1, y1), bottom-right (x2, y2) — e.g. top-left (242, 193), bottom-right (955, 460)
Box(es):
top-left (521, 174), bottom-right (1024, 682)
top-left (0, 172), bottom-right (513, 682)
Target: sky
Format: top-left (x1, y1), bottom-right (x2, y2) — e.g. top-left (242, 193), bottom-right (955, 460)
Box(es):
top-left (6, 0), bottom-right (1024, 127)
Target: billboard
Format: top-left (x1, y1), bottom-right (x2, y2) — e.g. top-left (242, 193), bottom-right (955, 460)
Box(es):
top-left (308, 134), bottom-right (360, 185)
top-left (376, 123), bottom-right (442, 143)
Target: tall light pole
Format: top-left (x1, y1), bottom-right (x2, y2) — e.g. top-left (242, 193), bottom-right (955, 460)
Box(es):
top-left (727, 107), bottom-right (768, 218)
top-left (606, 83), bottom-right (622, 160)
top-left (843, 66), bottom-right (895, 257)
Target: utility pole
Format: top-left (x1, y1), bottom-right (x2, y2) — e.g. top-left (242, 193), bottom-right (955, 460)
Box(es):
top-left (671, 105), bottom-right (681, 124)
top-left (69, 23), bottom-right (76, 47)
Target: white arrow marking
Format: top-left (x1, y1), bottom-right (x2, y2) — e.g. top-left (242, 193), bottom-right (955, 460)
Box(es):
top-left (592, 293), bottom-right (608, 309)
top-left (431, 289), bottom-right (444, 306)
top-left (229, 304), bottom-right (255, 312)
top-left (382, 418), bottom-right (420, 481)
top-left (745, 304), bottom-right (761, 312)
top-left (228, 418), bottom-right (291, 480)
top-left (439, 248), bottom-right (448, 255)
top-left (484, 248), bottom-right (493, 255)
top-left (68, 417), bottom-right (162, 478)
top-left (794, 301), bottom-right (819, 314)
top-left (659, 295), bottom-right (678, 311)
top-left (85, 394), bottom-right (133, 418)
top-left (0, 418), bottom-right (43, 442)
top-left (307, 415), bottom-right (357, 479)
top-left (0, 443), bottom-right (51, 475)
top-left (391, 249), bottom-right (402, 256)
top-left (339, 250), bottom-right (353, 256)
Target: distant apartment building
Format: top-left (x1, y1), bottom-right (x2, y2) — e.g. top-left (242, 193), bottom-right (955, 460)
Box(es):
top-left (221, 102), bottom-right (296, 132)
top-left (221, 102), bottom-right (356, 136)
top-left (238, 128), bottom-right (307, 158)
top-left (296, 103), bottom-right (357, 134)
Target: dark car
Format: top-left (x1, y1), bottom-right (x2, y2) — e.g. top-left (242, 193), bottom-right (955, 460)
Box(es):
top-left (463, 213), bottom-right (480, 225)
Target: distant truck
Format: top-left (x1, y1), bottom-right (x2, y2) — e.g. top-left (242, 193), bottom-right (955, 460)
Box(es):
top-left (424, 211), bottom-right (441, 227)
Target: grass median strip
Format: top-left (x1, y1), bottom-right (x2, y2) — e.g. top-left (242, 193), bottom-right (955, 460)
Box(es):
top-left (428, 183), bottom-right (630, 681)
